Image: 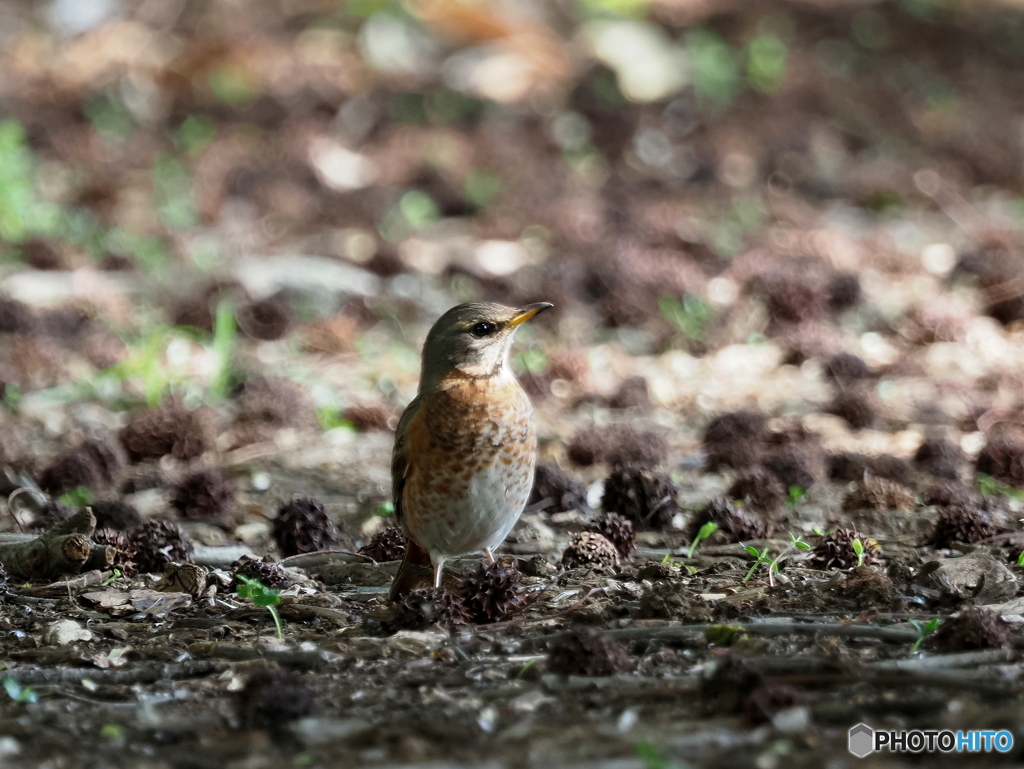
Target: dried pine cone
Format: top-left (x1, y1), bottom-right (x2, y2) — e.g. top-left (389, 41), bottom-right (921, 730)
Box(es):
top-left (359, 527), bottom-right (407, 562)
top-left (272, 498), bottom-right (338, 556)
top-left (931, 504), bottom-right (997, 548)
top-left (601, 464), bottom-right (679, 530)
top-left (561, 532), bottom-right (620, 569)
top-left (387, 587), bottom-right (469, 631)
top-left (91, 499), bottom-right (143, 531)
top-left (727, 468), bottom-right (786, 512)
top-left (607, 376), bottom-right (650, 409)
top-left (171, 468), bottom-right (236, 519)
top-left (842, 477), bottom-right (915, 512)
top-left (530, 463), bottom-right (588, 513)
top-left (703, 411), bottom-right (767, 471)
top-left (585, 513), bottom-right (636, 558)
top-left (923, 482), bottom-right (975, 508)
top-left (975, 436), bottom-right (1024, 487)
top-left (119, 400), bottom-right (215, 462)
top-left (934, 607), bottom-right (1011, 652)
top-left (38, 439), bottom-right (123, 496)
top-left (914, 437), bottom-right (965, 480)
top-left (0, 297), bottom-right (37, 334)
top-left (237, 666), bottom-right (316, 729)
top-left (461, 561), bottom-right (526, 623)
top-left (231, 555), bottom-right (292, 590)
top-left (237, 296), bottom-right (292, 341)
top-left (826, 390), bottom-right (876, 430)
top-left (343, 404), bottom-right (393, 432)
top-left (547, 626), bottom-right (632, 676)
top-left (231, 376), bottom-right (318, 445)
top-left (686, 498), bottom-right (771, 544)
top-left (93, 529), bottom-right (138, 576)
top-left (809, 528), bottom-right (880, 570)
top-left (762, 447), bottom-right (818, 490)
top-left (129, 520), bottom-right (194, 574)
top-left (567, 426), bottom-right (668, 468)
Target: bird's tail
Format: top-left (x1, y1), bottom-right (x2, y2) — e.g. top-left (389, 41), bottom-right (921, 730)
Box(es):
top-left (389, 540), bottom-right (433, 601)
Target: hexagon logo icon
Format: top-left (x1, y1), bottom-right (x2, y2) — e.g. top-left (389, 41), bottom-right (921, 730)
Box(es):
top-left (849, 723), bottom-right (874, 758)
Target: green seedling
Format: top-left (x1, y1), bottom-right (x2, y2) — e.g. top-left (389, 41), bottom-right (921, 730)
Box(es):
top-left (976, 472), bottom-right (1024, 502)
top-left (852, 538), bottom-right (865, 568)
top-left (658, 294), bottom-right (712, 344)
top-left (209, 299), bottom-right (237, 402)
top-left (1017, 550), bottom-right (1024, 567)
top-left (687, 521), bottom-right (719, 558)
top-left (375, 501), bottom-right (395, 518)
top-left (58, 486), bottom-right (94, 508)
top-left (2, 676), bottom-right (37, 704)
top-left (517, 659), bottom-right (538, 678)
top-left (101, 569), bottom-right (122, 587)
top-left (741, 544), bottom-right (773, 583)
top-left (635, 741), bottom-right (686, 769)
top-left (236, 576), bottom-right (284, 639)
top-left (787, 485), bottom-right (807, 507)
top-left (909, 617), bottom-right (941, 654)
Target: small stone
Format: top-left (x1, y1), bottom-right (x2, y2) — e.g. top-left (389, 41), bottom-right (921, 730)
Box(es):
top-left (45, 619), bottom-right (93, 646)
top-left (154, 563), bottom-right (208, 597)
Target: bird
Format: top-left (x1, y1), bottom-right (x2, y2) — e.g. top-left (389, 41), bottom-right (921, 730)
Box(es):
top-left (388, 301), bottom-right (552, 600)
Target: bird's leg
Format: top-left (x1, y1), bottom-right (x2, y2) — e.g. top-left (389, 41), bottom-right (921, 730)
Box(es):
top-left (484, 548), bottom-right (496, 564)
top-left (432, 557), bottom-right (446, 589)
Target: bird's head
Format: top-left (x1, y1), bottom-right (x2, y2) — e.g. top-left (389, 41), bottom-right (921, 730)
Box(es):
top-left (419, 301), bottom-right (552, 389)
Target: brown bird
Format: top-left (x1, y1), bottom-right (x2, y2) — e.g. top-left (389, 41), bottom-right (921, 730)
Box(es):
top-left (389, 301), bottom-right (552, 599)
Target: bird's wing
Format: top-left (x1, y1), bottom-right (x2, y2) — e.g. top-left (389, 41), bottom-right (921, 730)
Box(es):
top-left (391, 394), bottom-right (422, 526)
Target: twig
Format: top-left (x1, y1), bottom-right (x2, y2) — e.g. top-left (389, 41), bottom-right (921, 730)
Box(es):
top-left (3, 660), bottom-right (226, 686)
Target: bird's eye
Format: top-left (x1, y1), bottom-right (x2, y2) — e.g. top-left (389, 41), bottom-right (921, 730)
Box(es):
top-left (470, 322), bottom-right (497, 338)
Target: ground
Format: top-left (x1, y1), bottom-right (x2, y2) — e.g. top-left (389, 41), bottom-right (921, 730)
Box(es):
top-left (4, 0), bottom-right (1024, 767)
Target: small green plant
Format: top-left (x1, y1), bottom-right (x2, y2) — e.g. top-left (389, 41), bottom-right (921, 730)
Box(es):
top-left (687, 521), bottom-right (719, 558)
top-left (100, 723), bottom-right (123, 740)
top-left (1016, 550), bottom-right (1024, 567)
top-left (635, 741), bottom-right (686, 769)
top-left (517, 659), bottom-right (538, 678)
top-left (236, 576), bottom-right (284, 639)
top-left (2, 676), bottom-right (37, 704)
top-left (976, 472), bottom-right (1024, 501)
top-left (787, 485), bottom-right (807, 507)
top-left (58, 486), bottom-right (94, 508)
top-left (316, 406), bottom-right (355, 432)
top-left (464, 169), bottom-right (502, 209)
top-left (2, 382), bottom-right (21, 411)
top-left (101, 569), bottom-right (122, 587)
top-left (658, 294), bottom-right (712, 344)
top-left (209, 299), bottom-right (237, 402)
top-left (852, 538), bottom-right (865, 568)
top-left (909, 617), bottom-right (941, 654)
top-left (741, 544), bottom-right (773, 583)
top-left (374, 501), bottom-right (395, 517)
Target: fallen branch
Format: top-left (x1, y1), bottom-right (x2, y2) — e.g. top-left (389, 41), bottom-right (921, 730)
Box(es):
top-left (2, 659), bottom-right (225, 686)
top-left (0, 509), bottom-right (113, 580)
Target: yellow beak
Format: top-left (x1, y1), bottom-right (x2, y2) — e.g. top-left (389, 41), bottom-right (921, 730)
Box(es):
top-left (506, 302), bottom-right (553, 329)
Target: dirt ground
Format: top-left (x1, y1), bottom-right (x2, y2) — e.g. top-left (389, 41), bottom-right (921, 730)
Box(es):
top-left (6, 1), bottom-right (1024, 767)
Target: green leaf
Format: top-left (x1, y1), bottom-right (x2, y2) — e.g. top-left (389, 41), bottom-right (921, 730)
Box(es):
top-left (687, 521), bottom-right (719, 558)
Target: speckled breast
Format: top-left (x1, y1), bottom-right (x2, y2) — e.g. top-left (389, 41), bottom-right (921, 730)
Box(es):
top-left (402, 375), bottom-right (536, 558)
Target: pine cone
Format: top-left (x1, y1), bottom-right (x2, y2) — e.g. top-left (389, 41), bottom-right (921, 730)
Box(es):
top-left (359, 527), bottom-right (407, 562)
top-left (231, 376), bottom-right (318, 446)
top-left (0, 297), bottom-right (37, 334)
top-left (703, 411), bottom-right (767, 471)
top-left (931, 504), bottom-right (997, 548)
top-left (914, 437), bottom-right (965, 480)
top-left (585, 512), bottom-right (636, 558)
top-left (91, 499), bottom-right (143, 531)
top-left (809, 528), bottom-right (880, 570)
top-left (976, 436), bottom-right (1024, 486)
top-left (129, 520), bottom-right (194, 574)
top-left (547, 626), bottom-right (632, 676)
top-left (685, 497), bottom-right (771, 544)
top-left (567, 426), bottom-right (668, 468)
top-left (93, 529), bottom-right (138, 576)
top-left (461, 561), bottom-right (526, 623)
top-left (272, 498), bottom-right (338, 556)
top-left (601, 464), bottom-right (679, 530)
top-left (561, 532), bottom-right (620, 569)
top-left (530, 463), bottom-right (588, 513)
top-left (726, 468), bottom-right (786, 512)
top-left (934, 607), bottom-right (1011, 652)
top-left (237, 665), bottom-right (316, 729)
top-left (231, 555), bottom-right (292, 590)
top-left (842, 477), bottom-right (914, 512)
top-left (119, 400), bottom-right (215, 462)
top-left (171, 468), bottom-right (236, 519)
top-left (387, 587), bottom-right (469, 631)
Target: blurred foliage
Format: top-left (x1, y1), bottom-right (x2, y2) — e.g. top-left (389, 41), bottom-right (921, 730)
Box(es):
top-left (0, 121), bottom-right (62, 242)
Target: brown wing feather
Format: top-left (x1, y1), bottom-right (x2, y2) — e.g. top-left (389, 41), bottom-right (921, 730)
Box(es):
top-left (391, 394), bottom-right (421, 527)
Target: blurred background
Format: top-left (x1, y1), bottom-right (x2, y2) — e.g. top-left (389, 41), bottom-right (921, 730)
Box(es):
top-left (4, 0), bottom-right (1024, 473)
